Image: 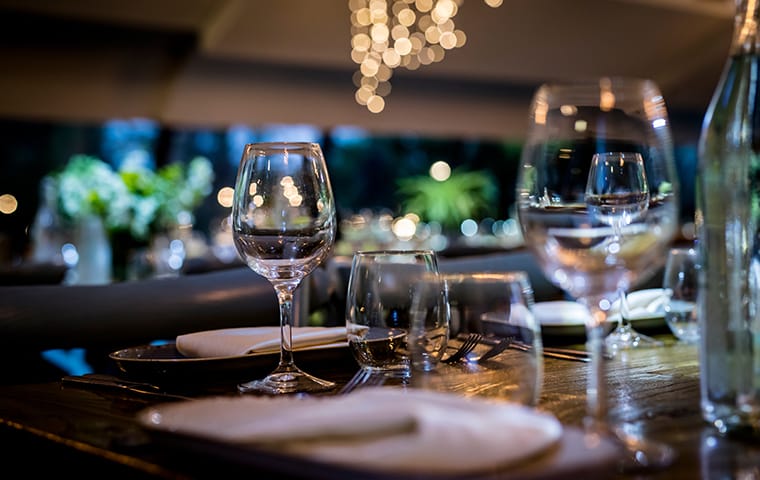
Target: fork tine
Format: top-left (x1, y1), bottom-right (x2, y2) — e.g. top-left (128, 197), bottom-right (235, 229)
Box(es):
top-left (339, 368), bottom-right (371, 395)
top-left (339, 368), bottom-right (387, 394)
top-left (443, 333), bottom-right (482, 364)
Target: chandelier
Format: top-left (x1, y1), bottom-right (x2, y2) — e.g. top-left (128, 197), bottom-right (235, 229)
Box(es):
top-left (349, 0), bottom-right (503, 113)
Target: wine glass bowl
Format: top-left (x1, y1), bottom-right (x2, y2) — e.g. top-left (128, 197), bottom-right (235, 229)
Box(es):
top-left (232, 142), bottom-right (337, 394)
top-left (585, 152), bottom-right (649, 231)
top-left (516, 77), bottom-right (679, 469)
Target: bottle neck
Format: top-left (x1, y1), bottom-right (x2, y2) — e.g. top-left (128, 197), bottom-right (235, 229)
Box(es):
top-left (732, 0), bottom-right (760, 55)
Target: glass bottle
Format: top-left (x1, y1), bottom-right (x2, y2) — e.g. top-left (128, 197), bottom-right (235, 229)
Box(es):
top-left (696, 0), bottom-right (760, 436)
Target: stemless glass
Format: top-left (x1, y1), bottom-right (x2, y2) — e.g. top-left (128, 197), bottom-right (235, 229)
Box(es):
top-left (232, 142), bottom-right (337, 394)
top-left (438, 271), bottom-right (543, 406)
top-left (516, 77), bottom-right (679, 469)
top-left (345, 250), bottom-right (445, 376)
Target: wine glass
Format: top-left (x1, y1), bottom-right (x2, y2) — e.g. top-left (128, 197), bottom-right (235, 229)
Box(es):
top-left (516, 77), bottom-right (679, 469)
top-left (585, 151), bottom-right (663, 350)
top-left (232, 142), bottom-right (337, 394)
top-left (662, 246), bottom-right (699, 344)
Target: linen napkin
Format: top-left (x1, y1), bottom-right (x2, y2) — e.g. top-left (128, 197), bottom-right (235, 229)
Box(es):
top-left (137, 387), bottom-right (563, 475)
top-left (609, 288), bottom-right (667, 320)
top-left (176, 326), bottom-right (347, 358)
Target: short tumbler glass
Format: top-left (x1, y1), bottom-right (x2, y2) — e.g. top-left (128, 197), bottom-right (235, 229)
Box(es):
top-left (345, 250), bottom-right (448, 374)
top-left (419, 271), bottom-right (544, 406)
top-left (663, 246), bottom-right (699, 344)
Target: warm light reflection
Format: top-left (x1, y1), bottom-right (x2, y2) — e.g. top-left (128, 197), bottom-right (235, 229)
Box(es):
top-left (349, 0), bottom-right (501, 113)
top-left (559, 104), bottom-right (577, 116)
top-left (599, 77), bottom-right (615, 111)
top-left (392, 215), bottom-right (417, 240)
top-left (429, 160), bottom-right (451, 181)
top-left (217, 187), bottom-right (234, 208)
top-left (0, 193), bottom-right (17, 214)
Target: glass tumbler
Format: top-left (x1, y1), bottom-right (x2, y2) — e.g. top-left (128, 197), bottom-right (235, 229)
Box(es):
top-left (418, 271), bottom-right (544, 406)
top-left (345, 250), bottom-right (447, 375)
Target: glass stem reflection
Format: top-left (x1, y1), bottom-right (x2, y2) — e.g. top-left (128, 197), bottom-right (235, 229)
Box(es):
top-left (584, 302), bottom-right (609, 435)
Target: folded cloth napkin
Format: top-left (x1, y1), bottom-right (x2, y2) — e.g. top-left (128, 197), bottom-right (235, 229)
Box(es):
top-left (138, 387), bottom-right (563, 475)
top-left (176, 326), bottom-right (347, 358)
top-left (609, 288), bottom-right (667, 320)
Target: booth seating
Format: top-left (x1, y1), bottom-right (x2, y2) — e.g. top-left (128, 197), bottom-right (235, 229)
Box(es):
top-left (0, 248), bottom-right (661, 383)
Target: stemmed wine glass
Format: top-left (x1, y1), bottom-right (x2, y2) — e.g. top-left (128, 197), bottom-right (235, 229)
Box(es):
top-left (516, 77), bottom-right (679, 469)
top-left (232, 142), bottom-right (337, 394)
top-left (585, 151), bottom-right (663, 350)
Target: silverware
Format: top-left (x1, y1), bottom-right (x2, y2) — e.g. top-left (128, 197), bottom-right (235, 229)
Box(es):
top-left (61, 374), bottom-right (191, 400)
top-left (338, 369), bottom-right (386, 394)
top-left (441, 333), bottom-right (482, 364)
top-left (476, 336), bottom-right (514, 362)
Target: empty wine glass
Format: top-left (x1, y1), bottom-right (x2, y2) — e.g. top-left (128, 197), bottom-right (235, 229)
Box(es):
top-left (585, 151), bottom-right (662, 350)
top-left (662, 246), bottom-right (699, 344)
top-left (232, 142), bottom-right (337, 394)
top-left (516, 77), bottom-right (679, 470)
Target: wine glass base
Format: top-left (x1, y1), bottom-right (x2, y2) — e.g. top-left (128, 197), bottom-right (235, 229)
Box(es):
top-left (613, 426), bottom-right (677, 472)
top-left (605, 324), bottom-right (663, 351)
top-left (238, 368), bottom-right (336, 395)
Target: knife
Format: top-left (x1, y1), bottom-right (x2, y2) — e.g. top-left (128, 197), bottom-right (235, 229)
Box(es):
top-left (61, 373), bottom-right (191, 401)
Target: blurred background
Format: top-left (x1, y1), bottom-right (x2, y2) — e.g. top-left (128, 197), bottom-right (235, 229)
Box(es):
top-left (0, 0), bottom-right (731, 281)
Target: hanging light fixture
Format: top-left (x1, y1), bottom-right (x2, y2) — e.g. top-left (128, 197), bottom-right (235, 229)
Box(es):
top-left (348, 0), bottom-right (503, 113)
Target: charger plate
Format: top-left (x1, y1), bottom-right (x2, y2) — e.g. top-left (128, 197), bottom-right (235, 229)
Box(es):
top-left (109, 341), bottom-right (353, 386)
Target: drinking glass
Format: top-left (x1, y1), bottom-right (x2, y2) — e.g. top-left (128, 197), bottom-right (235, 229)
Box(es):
top-left (345, 250), bottom-right (446, 376)
top-left (516, 77), bottom-right (679, 469)
top-left (586, 151), bottom-right (663, 350)
top-left (435, 271), bottom-right (543, 406)
top-left (232, 142), bottom-right (337, 394)
top-left (663, 246), bottom-right (699, 344)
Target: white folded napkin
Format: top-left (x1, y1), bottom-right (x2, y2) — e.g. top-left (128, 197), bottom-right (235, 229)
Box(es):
top-left (138, 387), bottom-right (563, 474)
top-left (532, 301), bottom-right (593, 326)
top-left (610, 288), bottom-right (667, 320)
top-left (176, 326), bottom-right (348, 358)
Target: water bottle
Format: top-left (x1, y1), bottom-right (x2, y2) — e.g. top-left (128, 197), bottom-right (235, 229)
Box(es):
top-left (696, 0), bottom-right (760, 436)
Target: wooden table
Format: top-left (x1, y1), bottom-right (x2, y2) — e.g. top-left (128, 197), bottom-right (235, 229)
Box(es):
top-left (1, 337), bottom-right (758, 478)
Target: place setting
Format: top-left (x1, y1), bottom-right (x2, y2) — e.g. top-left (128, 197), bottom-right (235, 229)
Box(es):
top-left (60, 121), bottom-right (679, 478)
top-left (132, 244), bottom-right (620, 480)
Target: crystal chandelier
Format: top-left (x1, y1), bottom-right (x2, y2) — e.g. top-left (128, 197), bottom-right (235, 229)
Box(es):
top-left (349, 0), bottom-right (503, 113)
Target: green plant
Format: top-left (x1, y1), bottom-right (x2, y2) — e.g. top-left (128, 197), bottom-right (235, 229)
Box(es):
top-left (396, 168), bottom-right (498, 231)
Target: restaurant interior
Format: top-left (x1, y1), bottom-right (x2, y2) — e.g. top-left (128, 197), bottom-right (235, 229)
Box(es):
top-left (1, 1), bottom-right (758, 478)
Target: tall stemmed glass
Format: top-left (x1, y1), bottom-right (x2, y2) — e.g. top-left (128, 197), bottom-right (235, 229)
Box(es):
top-left (585, 151), bottom-right (663, 350)
top-left (516, 78), bottom-right (679, 469)
top-left (232, 142), bottom-right (337, 394)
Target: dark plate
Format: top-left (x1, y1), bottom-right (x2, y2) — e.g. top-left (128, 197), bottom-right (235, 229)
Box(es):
top-left (109, 342), bottom-right (356, 387)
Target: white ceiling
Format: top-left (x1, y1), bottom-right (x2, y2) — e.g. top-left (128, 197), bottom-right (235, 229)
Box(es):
top-left (0, 0), bottom-right (737, 139)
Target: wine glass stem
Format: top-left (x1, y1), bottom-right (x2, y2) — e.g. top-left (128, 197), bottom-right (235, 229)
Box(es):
top-left (274, 282), bottom-right (299, 369)
top-left (585, 308), bottom-right (610, 436)
top-left (617, 288), bottom-right (629, 331)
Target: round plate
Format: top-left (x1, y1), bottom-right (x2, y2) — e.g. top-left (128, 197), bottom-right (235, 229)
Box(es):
top-left (109, 342), bottom-right (354, 386)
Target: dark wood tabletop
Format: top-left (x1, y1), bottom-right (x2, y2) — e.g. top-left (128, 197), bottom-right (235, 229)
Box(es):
top-left (1, 335), bottom-right (759, 479)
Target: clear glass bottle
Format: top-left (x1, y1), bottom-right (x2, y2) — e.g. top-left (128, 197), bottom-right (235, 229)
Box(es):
top-left (696, 0), bottom-right (760, 436)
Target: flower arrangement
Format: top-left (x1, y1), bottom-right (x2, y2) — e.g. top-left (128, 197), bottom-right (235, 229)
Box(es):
top-left (52, 154), bottom-right (215, 241)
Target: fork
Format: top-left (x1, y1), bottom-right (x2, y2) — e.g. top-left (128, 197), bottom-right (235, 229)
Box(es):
top-left (442, 333), bottom-right (482, 364)
top-left (475, 336), bottom-right (514, 363)
top-left (338, 368), bottom-right (387, 394)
